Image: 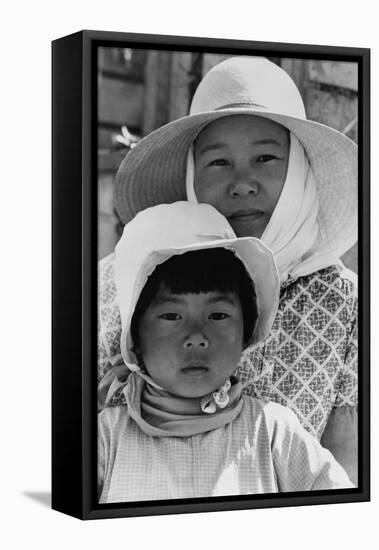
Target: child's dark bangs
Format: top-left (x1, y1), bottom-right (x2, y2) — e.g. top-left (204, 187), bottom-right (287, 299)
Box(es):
top-left (157, 249), bottom-right (245, 295)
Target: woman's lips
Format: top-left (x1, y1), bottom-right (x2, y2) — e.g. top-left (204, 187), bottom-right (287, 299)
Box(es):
top-left (228, 209), bottom-right (263, 220)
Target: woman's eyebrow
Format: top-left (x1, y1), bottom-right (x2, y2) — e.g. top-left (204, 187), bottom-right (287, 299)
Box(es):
top-left (196, 142), bottom-right (227, 155)
top-left (252, 138), bottom-right (282, 146)
top-left (196, 138), bottom-right (283, 156)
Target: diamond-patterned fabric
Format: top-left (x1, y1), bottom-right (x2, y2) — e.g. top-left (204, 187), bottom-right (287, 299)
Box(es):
top-left (98, 253), bottom-right (357, 440)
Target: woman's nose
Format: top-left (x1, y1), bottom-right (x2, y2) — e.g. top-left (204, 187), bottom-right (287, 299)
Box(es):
top-left (229, 169), bottom-right (259, 197)
top-left (183, 330), bottom-right (209, 349)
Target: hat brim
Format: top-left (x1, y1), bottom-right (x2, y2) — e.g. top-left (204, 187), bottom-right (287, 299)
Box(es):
top-left (123, 236), bottom-right (279, 364)
top-left (115, 107), bottom-right (357, 259)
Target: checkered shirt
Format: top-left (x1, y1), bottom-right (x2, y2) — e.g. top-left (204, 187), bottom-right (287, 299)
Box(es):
top-left (98, 397), bottom-right (353, 503)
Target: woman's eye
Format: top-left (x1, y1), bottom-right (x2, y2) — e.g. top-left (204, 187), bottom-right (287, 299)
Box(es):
top-left (158, 313), bottom-right (181, 321)
top-left (209, 312), bottom-right (230, 320)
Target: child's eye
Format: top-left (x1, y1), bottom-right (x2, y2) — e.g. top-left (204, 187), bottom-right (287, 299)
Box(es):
top-left (209, 158), bottom-right (230, 167)
top-left (256, 154), bottom-right (278, 163)
top-left (209, 312), bottom-right (230, 320)
top-left (158, 313), bottom-right (181, 321)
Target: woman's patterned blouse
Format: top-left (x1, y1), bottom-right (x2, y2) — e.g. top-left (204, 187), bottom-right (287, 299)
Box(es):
top-left (98, 253), bottom-right (357, 440)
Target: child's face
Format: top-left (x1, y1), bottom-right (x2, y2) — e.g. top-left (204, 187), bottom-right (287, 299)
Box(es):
top-left (136, 286), bottom-right (244, 398)
top-left (194, 115), bottom-right (290, 238)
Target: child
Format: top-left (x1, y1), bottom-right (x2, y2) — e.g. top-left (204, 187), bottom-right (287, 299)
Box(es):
top-left (98, 201), bottom-right (353, 503)
top-left (98, 56), bottom-right (358, 484)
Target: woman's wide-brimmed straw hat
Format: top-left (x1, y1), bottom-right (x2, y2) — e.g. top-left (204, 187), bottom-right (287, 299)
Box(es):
top-left (114, 56), bottom-right (357, 256)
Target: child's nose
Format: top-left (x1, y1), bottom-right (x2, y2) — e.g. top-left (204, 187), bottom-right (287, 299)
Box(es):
top-left (183, 330), bottom-right (209, 350)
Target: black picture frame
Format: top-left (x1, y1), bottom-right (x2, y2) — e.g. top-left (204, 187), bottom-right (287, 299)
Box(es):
top-left (52, 30), bottom-right (370, 520)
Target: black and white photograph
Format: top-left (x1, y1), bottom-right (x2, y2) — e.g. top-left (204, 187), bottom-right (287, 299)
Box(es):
top-left (94, 39), bottom-right (367, 510)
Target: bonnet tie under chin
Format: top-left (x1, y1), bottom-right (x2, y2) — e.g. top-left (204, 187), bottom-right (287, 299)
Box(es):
top-left (122, 372), bottom-right (245, 437)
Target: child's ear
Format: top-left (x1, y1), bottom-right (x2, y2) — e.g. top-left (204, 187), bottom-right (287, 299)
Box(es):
top-left (135, 352), bottom-right (149, 375)
top-left (132, 347), bottom-right (144, 366)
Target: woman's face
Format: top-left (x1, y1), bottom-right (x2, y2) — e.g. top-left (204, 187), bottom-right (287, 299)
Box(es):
top-left (194, 115), bottom-right (290, 238)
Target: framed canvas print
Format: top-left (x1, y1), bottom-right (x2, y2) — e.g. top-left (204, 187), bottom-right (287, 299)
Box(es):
top-left (52, 30), bottom-right (370, 520)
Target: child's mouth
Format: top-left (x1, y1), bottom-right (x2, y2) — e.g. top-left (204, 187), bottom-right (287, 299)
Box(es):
top-left (182, 365), bottom-right (209, 375)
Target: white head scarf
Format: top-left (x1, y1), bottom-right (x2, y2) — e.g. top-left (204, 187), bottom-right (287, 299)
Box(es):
top-left (186, 132), bottom-right (342, 283)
